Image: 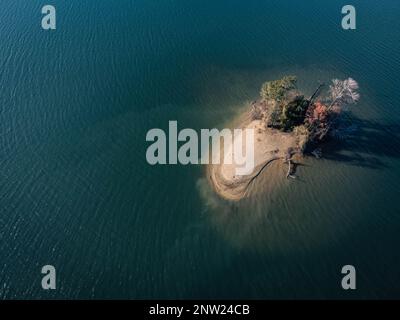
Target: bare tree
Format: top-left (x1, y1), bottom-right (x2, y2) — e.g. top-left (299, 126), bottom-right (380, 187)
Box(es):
top-left (328, 78), bottom-right (360, 109)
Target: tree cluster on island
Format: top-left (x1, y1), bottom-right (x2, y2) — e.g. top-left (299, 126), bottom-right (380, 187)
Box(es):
top-left (250, 75), bottom-right (360, 150)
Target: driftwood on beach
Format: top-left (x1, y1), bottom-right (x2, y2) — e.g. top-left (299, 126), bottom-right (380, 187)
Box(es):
top-left (244, 156), bottom-right (281, 195)
top-left (286, 159), bottom-right (294, 179)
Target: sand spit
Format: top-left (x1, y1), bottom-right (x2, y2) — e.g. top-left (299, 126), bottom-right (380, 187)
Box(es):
top-left (207, 112), bottom-right (305, 201)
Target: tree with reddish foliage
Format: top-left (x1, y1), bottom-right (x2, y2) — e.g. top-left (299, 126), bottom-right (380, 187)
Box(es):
top-left (305, 101), bottom-right (331, 141)
top-left (306, 102), bottom-right (329, 125)
top-left (304, 78), bottom-right (360, 141)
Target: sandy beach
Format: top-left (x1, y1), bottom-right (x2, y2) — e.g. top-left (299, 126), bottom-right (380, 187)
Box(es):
top-left (207, 111), bottom-right (306, 201)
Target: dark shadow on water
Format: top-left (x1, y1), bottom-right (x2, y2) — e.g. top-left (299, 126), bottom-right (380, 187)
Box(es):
top-left (197, 113), bottom-right (400, 259)
top-left (311, 114), bottom-right (400, 169)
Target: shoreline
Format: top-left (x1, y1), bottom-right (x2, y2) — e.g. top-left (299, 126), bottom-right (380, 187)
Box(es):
top-left (207, 107), bottom-right (306, 201)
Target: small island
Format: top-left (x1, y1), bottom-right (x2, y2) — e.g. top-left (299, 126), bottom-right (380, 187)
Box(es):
top-left (208, 76), bottom-right (360, 200)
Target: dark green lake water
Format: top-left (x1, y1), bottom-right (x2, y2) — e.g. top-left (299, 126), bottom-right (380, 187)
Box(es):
top-left (0, 0), bottom-right (399, 299)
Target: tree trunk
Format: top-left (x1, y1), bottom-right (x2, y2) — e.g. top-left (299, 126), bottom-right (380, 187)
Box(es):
top-left (308, 83), bottom-right (325, 105)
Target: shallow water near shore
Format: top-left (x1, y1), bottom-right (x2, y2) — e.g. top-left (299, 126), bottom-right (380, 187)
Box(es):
top-left (0, 0), bottom-right (400, 298)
